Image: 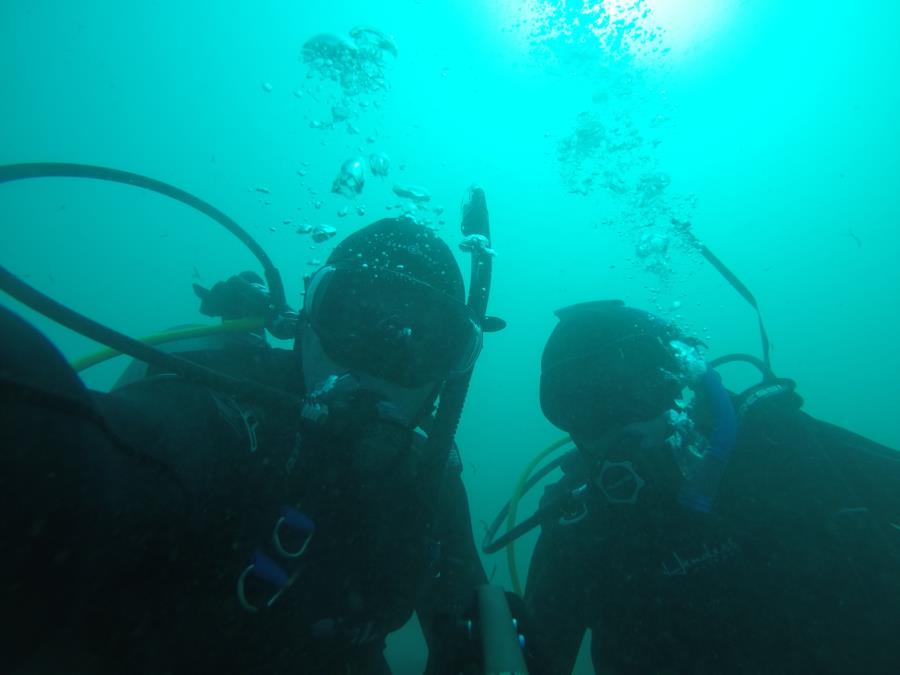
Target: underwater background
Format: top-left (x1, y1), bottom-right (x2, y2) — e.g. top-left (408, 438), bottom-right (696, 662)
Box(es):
top-left (2, 1), bottom-right (898, 671)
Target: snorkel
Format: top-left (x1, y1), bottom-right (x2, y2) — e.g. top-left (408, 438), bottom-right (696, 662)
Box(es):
top-left (422, 186), bottom-right (497, 485)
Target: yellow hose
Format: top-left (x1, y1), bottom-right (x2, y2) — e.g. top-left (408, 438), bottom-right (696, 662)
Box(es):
top-left (506, 435), bottom-right (573, 596)
top-left (70, 317), bottom-right (267, 372)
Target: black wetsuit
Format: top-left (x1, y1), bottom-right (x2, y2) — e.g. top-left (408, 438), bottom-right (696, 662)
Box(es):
top-left (0, 307), bottom-right (486, 674)
top-left (525, 392), bottom-right (900, 674)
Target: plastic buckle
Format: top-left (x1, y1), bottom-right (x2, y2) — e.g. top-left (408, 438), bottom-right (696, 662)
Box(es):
top-left (558, 485), bottom-right (589, 526)
top-left (241, 408), bottom-right (259, 453)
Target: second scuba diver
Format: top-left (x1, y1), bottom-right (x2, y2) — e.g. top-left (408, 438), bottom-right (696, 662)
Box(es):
top-left (516, 300), bottom-right (900, 674)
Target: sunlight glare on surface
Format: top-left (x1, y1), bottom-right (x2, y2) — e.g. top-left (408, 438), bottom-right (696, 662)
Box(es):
top-left (494, 0), bottom-right (738, 63)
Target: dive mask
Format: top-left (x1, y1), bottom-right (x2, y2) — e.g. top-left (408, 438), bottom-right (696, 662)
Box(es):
top-left (304, 263), bottom-right (483, 388)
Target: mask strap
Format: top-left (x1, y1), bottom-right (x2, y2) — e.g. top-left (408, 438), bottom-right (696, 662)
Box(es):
top-left (303, 265), bottom-right (334, 319)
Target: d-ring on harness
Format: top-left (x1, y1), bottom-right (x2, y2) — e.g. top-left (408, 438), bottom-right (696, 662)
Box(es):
top-left (237, 506), bottom-right (316, 612)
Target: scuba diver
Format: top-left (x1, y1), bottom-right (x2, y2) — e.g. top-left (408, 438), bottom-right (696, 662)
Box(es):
top-left (512, 300), bottom-right (900, 674)
top-left (0, 161), bottom-right (527, 674)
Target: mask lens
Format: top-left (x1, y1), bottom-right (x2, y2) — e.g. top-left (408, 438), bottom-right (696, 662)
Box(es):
top-left (305, 265), bottom-right (481, 387)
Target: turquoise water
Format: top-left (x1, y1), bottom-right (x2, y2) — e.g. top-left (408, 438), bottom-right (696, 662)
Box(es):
top-left (2, 1), bottom-right (898, 672)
